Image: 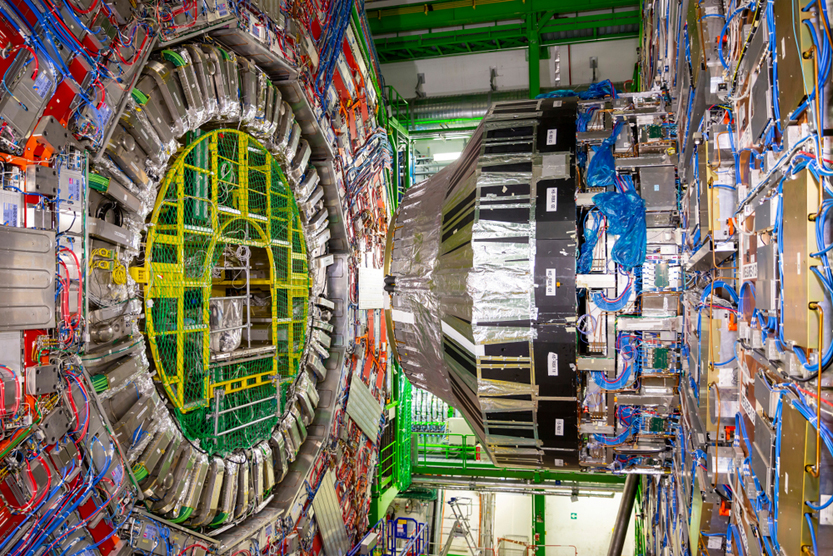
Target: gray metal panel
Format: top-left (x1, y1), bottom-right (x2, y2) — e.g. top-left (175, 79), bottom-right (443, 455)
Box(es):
top-left (639, 166), bottom-right (677, 211)
top-left (312, 470), bottom-right (350, 556)
top-left (0, 227), bottom-right (56, 330)
top-left (345, 374), bottom-right (383, 439)
top-left (756, 243), bottom-right (776, 312)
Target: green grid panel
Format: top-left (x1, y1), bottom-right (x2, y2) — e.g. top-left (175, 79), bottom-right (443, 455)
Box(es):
top-left (396, 364), bottom-right (413, 491)
top-left (143, 129), bottom-right (310, 455)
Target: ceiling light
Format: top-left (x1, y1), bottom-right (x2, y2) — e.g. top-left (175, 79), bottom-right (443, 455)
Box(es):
top-left (433, 151), bottom-right (461, 162)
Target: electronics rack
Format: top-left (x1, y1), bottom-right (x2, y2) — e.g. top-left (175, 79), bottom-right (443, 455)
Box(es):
top-left (638, 0), bottom-right (833, 553)
top-left (0, 0), bottom-right (394, 555)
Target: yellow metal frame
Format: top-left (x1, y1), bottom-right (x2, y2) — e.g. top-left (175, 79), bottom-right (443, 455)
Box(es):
top-left (143, 129), bottom-right (309, 414)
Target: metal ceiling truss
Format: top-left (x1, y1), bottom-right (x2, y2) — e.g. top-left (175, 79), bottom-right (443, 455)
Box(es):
top-left (367, 0), bottom-right (639, 96)
top-left (373, 10), bottom-right (639, 63)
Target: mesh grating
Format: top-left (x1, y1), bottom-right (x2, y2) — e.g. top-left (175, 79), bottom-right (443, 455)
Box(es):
top-left (143, 129), bottom-right (309, 455)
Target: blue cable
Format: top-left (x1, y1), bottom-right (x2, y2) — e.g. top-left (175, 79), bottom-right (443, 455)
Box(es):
top-left (804, 514), bottom-right (819, 556)
top-left (718, 2), bottom-right (754, 70)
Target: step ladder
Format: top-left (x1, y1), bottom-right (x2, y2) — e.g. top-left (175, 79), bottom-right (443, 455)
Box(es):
top-left (440, 498), bottom-right (481, 556)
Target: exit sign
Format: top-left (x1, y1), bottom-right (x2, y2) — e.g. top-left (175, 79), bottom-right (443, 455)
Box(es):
top-left (570, 513), bottom-right (577, 520)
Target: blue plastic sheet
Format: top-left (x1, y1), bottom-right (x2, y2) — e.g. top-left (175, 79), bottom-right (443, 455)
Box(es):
top-left (591, 189), bottom-right (647, 271)
top-left (535, 79), bottom-right (619, 100)
top-left (577, 212), bottom-right (602, 274)
top-left (586, 121), bottom-right (624, 190)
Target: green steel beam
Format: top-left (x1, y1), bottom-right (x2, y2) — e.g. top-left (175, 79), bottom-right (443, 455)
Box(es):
top-left (367, 0), bottom-right (637, 34)
top-left (540, 30), bottom-right (636, 47)
top-left (526, 16), bottom-right (540, 98)
top-left (373, 12), bottom-right (639, 62)
top-left (412, 464), bottom-right (628, 485)
top-left (533, 495), bottom-right (546, 556)
top-left (378, 31), bottom-right (637, 62)
top-left (370, 485), bottom-right (400, 524)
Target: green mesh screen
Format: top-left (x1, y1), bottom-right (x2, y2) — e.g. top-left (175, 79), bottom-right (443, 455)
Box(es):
top-left (143, 129), bottom-right (309, 455)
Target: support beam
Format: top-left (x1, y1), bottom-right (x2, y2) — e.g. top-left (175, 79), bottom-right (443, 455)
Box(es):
top-left (372, 12), bottom-right (639, 62)
top-left (367, 0), bottom-right (638, 35)
top-left (532, 494), bottom-right (546, 556)
top-left (370, 485), bottom-right (399, 523)
top-left (412, 465), bottom-right (628, 484)
top-left (527, 16), bottom-right (540, 99)
top-left (606, 474), bottom-right (639, 556)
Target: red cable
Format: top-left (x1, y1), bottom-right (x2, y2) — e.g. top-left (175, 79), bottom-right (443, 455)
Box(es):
top-left (10, 45), bottom-right (38, 79)
top-left (0, 365), bottom-right (19, 417)
top-left (8, 455), bottom-right (52, 513)
top-left (93, 78), bottom-right (106, 109)
top-left (797, 386), bottom-right (833, 409)
top-left (176, 544), bottom-right (211, 556)
top-left (65, 0), bottom-right (99, 15)
top-left (39, 458), bottom-right (125, 556)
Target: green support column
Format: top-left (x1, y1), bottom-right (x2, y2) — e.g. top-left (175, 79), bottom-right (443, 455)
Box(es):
top-left (527, 16), bottom-right (540, 99)
top-left (403, 139), bottom-right (412, 191)
top-left (533, 494), bottom-right (546, 556)
top-left (390, 132), bottom-right (400, 211)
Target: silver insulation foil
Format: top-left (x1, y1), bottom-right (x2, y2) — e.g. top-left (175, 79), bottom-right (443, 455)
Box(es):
top-left (388, 98), bottom-right (580, 469)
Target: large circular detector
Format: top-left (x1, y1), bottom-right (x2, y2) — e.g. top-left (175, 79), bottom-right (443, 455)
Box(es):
top-left (143, 129), bottom-right (310, 455)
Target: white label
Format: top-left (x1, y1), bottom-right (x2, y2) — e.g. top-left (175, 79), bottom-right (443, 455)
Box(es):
top-left (546, 187), bottom-right (558, 211)
top-left (317, 254), bottom-right (334, 267)
top-left (546, 129), bottom-right (557, 145)
top-left (741, 394), bottom-right (756, 423)
top-left (717, 132), bottom-right (732, 149)
top-left (820, 496), bottom-right (833, 525)
top-left (553, 458), bottom-right (564, 467)
top-left (785, 472), bottom-right (789, 494)
top-left (714, 456), bottom-right (731, 474)
top-left (546, 268), bottom-right (557, 296)
top-left (546, 187), bottom-right (558, 212)
top-left (707, 536), bottom-right (722, 550)
top-left (552, 101), bottom-right (562, 107)
top-left (358, 267), bottom-right (385, 309)
top-left (548, 352), bottom-right (558, 376)
top-left (797, 251), bottom-right (802, 275)
top-left (555, 418), bottom-right (564, 436)
top-left (3, 202), bottom-right (18, 227)
top-left (391, 309), bottom-right (415, 325)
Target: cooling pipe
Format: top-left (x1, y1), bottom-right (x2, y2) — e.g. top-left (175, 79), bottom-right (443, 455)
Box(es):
top-left (606, 474), bottom-right (639, 556)
top-left (410, 476), bottom-right (623, 496)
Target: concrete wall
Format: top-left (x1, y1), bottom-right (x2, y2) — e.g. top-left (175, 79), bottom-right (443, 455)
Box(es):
top-left (379, 39), bottom-right (638, 99)
top-left (544, 493), bottom-right (636, 556)
top-left (493, 493), bottom-right (532, 553)
top-left (431, 490), bottom-right (634, 556)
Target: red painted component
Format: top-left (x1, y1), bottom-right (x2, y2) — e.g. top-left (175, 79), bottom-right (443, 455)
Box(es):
top-left (23, 330), bottom-right (46, 367)
top-left (0, 502), bottom-right (26, 542)
top-left (77, 497), bottom-right (120, 555)
top-left (30, 82), bottom-right (77, 150)
top-left (312, 531), bottom-right (323, 555)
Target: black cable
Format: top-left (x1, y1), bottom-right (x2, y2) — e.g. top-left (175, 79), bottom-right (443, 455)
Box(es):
top-left (96, 200), bottom-right (124, 227)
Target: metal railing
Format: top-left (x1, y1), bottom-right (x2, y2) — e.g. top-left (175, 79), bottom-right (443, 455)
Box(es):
top-left (350, 517), bottom-right (429, 556)
top-left (386, 86), bottom-right (411, 126)
top-left (527, 547), bottom-right (578, 556)
top-left (414, 431), bottom-right (491, 471)
top-left (387, 518), bottom-right (429, 556)
top-left (497, 539), bottom-right (578, 556)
